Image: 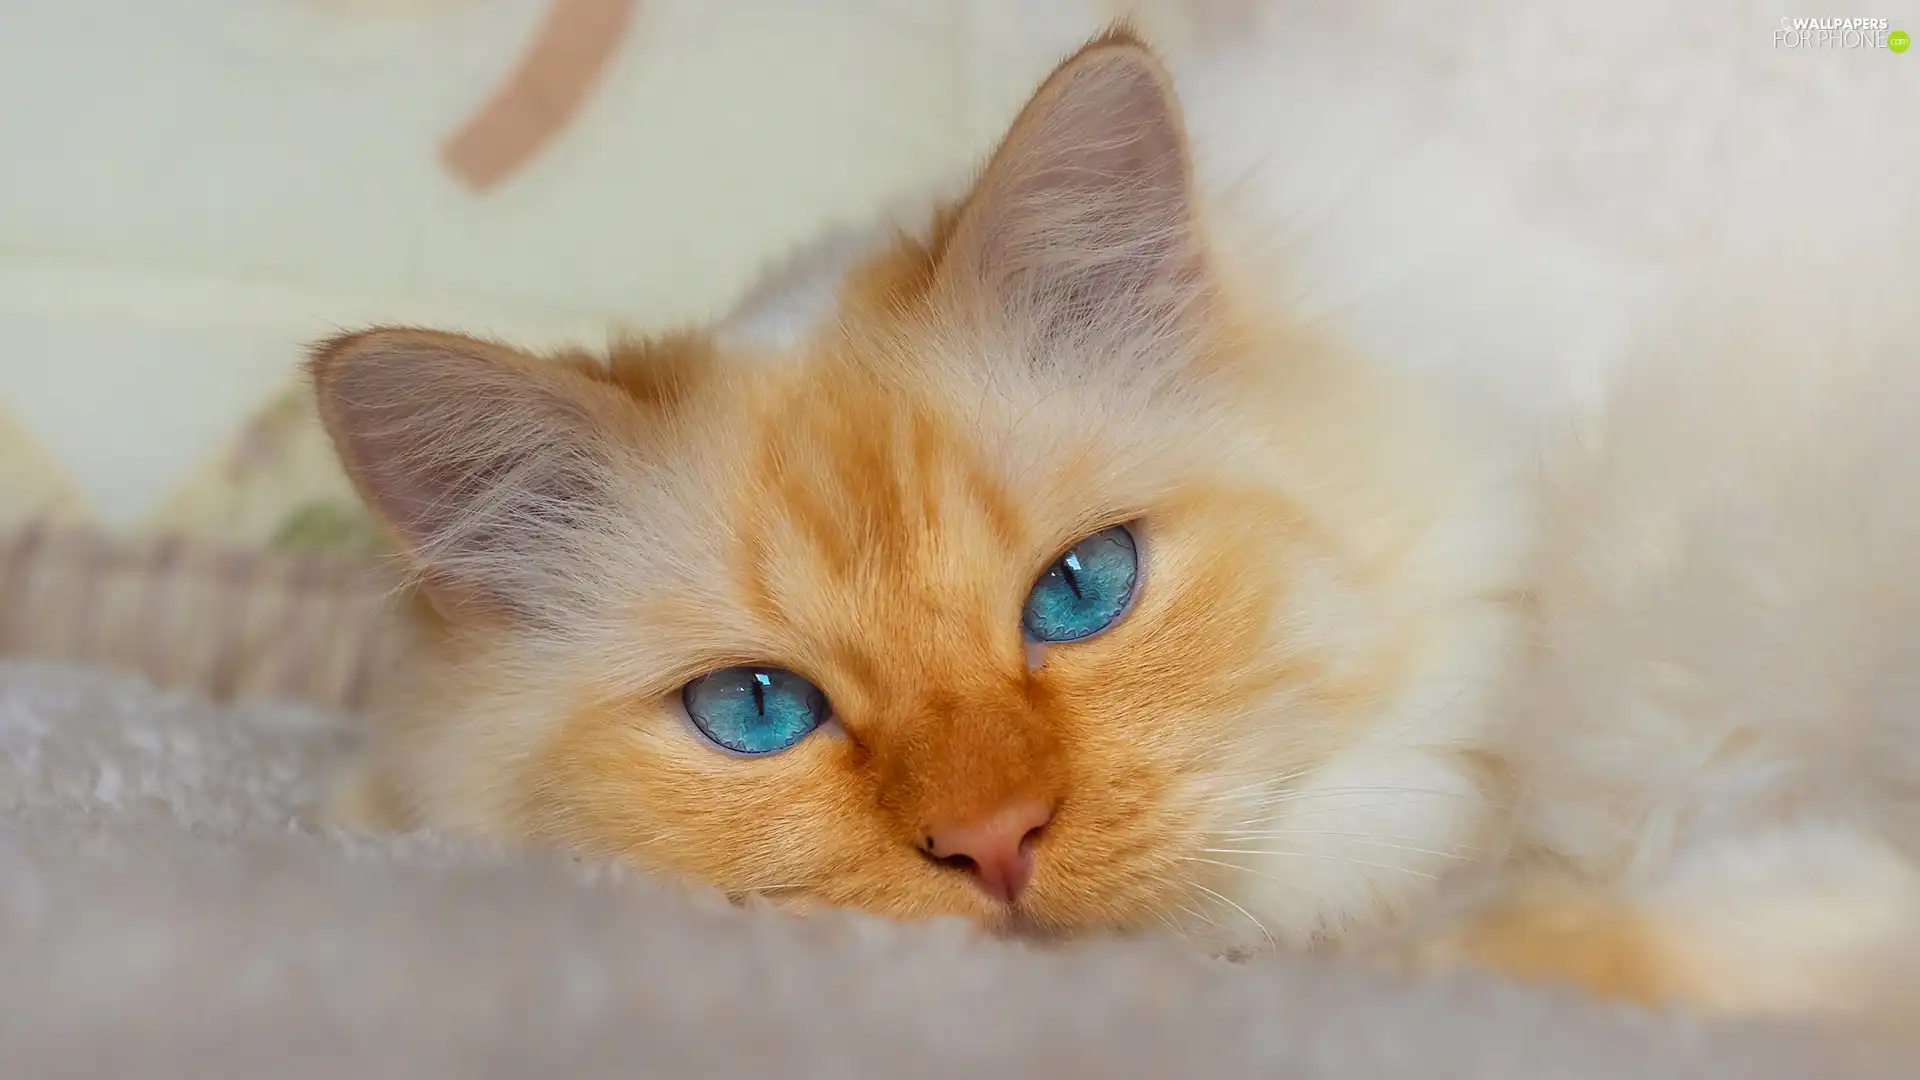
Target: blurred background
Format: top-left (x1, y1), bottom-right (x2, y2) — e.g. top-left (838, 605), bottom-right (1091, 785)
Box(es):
top-left (0, 0), bottom-right (1149, 708)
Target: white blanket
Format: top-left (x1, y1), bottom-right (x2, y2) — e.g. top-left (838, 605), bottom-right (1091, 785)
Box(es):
top-left (0, 663), bottom-right (1903, 1078)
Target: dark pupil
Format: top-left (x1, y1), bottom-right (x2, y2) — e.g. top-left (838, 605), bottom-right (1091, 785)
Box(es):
top-left (1059, 551), bottom-right (1084, 599)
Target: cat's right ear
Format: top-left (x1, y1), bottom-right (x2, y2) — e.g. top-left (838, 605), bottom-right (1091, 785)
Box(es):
top-left (309, 328), bottom-right (631, 623)
top-left (934, 30), bottom-right (1208, 365)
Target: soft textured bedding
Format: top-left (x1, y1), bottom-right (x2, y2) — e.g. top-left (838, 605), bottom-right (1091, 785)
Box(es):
top-left (0, 662), bottom-right (1905, 1078)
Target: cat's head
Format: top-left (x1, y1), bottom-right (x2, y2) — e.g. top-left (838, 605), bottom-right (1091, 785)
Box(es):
top-left (313, 31), bottom-right (1520, 949)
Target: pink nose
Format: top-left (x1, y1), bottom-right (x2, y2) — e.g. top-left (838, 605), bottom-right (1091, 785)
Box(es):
top-left (922, 800), bottom-right (1053, 904)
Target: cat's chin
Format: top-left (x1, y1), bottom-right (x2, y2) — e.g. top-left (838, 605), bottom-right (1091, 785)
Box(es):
top-left (725, 886), bottom-right (1272, 958)
top-left (727, 882), bottom-right (1214, 949)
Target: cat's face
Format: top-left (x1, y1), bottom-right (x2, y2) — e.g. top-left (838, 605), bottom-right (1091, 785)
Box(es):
top-left (315, 33), bottom-right (1518, 949)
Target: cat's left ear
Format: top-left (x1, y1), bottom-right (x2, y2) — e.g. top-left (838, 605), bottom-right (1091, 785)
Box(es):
top-left (935, 30), bottom-right (1207, 361)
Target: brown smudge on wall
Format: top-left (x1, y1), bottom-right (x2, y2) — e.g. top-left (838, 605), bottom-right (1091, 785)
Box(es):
top-left (441, 0), bottom-right (637, 192)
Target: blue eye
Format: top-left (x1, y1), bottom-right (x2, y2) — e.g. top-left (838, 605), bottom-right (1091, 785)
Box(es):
top-left (1022, 524), bottom-right (1139, 643)
top-left (682, 667), bottom-right (829, 755)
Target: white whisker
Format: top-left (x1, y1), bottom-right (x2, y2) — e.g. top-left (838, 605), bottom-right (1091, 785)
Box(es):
top-left (1176, 854), bottom-right (1295, 888)
top-left (1173, 900), bottom-right (1219, 930)
top-left (1214, 829), bottom-right (1484, 857)
top-left (1202, 847), bottom-right (1440, 880)
top-left (1187, 880), bottom-right (1275, 948)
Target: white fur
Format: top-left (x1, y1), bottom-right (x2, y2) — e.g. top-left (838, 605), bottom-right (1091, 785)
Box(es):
top-left (715, 222), bottom-right (888, 352)
top-left (1640, 823), bottom-right (1920, 1015)
top-left (1122, 0), bottom-right (1920, 976)
top-left (715, 183), bottom-right (960, 353)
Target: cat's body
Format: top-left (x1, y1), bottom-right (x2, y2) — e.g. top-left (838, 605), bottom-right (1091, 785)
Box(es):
top-left (315, 3), bottom-right (1920, 1025)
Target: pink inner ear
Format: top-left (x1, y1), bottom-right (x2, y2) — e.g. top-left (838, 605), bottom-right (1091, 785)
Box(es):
top-left (936, 41), bottom-right (1204, 352)
top-left (314, 332), bottom-right (623, 619)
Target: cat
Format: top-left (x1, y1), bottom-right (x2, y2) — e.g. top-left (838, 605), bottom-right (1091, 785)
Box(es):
top-left (312, 2), bottom-right (1920, 1027)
